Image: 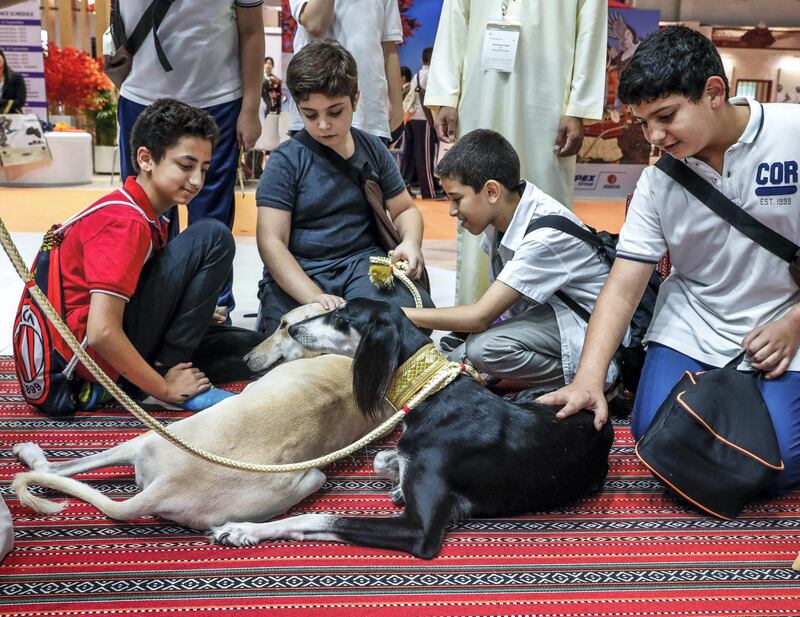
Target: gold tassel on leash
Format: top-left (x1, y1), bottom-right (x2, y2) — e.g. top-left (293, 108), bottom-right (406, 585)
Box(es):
top-left (369, 262), bottom-right (395, 289)
top-left (368, 253), bottom-right (423, 308)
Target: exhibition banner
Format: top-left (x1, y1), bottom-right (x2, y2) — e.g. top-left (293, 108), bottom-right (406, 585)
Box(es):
top-left (575, 6), bottom-right (661, 198)
top-left (0, 0), bottom-right (46, 121)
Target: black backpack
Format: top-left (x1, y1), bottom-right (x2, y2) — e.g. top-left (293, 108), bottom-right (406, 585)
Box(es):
top-left (525, 215), bottom-right (664, 394)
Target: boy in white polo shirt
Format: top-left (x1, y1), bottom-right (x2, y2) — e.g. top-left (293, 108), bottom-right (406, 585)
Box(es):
top-left (404, 129), bottom-right (620, 390)
top-left (540, 26), bottom-right (800, 495)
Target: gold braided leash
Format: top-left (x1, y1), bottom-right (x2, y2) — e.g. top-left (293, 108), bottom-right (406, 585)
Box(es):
top-left (368, 254), bottom-right (423, 309)
top-left (0, 217), bottom-right (412, 473)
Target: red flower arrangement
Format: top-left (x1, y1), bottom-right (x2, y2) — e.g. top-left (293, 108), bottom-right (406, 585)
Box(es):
top-left (281, 0), bottom-right (420, 53)
top-left (44, 44), bottom-right (113, 115)
top-left (398, 0), bottom-right (421, 41)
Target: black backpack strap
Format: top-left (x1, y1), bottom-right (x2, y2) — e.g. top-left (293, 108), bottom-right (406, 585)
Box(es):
top-left (655, 155), bottom-right (799, 264)
top-left (149, 0), bottom-right (175, 73)
top-left (524, 214), bottom-right (602, 323)
top-left (525, 214), bottom-right (603, 251)
top-left (115, 0), bottom-right (175, 71)
top-left (555, 290), bottom-right (591, 323)
top-left (291, 129), bottom-right (377, 191)
top-left (110, 0), bottom-right (126, 47)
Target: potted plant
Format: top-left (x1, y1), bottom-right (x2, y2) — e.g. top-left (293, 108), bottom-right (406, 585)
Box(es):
top-left (85, 89), bottom-right (119, 174)
top-left (44, 44), bottom-right (119, 173)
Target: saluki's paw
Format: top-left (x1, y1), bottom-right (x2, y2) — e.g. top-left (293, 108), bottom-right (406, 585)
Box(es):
top-left (13, 443), bottom-right (49, 471)
top-left (210, 523), bottom-right (260, 547)
top-left (389, 484), bottom-right (405, 506)
top-left (373, 449), bottom-right (400, 481)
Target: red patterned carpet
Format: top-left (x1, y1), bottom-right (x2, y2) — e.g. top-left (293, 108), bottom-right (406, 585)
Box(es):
top-left (1, 356), bottom-right (799, 616)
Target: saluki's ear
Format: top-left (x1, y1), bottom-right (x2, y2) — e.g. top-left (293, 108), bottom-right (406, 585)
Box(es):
top-left (352, 315), bottom-right (401, 420)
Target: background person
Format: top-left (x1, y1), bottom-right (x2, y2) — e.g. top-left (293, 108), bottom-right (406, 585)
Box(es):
top-left (288, 0), bottom-right (405, 145)
top-left (0, 48), bottom-right (26, 113)
top-left (401, 47), bottom-right (441, 199)
top-left (262, 56), bottom-right (282, 115)
top-left (425, 0), bottom-right (607, 306)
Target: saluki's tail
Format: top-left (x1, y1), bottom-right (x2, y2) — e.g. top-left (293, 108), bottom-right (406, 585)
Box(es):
top-left (12, 471), bottom-right (149, 520)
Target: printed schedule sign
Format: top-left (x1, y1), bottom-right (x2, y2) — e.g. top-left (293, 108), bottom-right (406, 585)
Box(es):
top-left (0, 0), bottom-right (46, 121)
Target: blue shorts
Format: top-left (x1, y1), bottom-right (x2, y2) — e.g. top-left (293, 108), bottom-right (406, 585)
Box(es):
top-left (632, 343), bottom-right (800, 496)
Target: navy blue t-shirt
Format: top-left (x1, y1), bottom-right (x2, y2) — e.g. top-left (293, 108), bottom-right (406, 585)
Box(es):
top-left (256, 128), bottom-right (406, 277)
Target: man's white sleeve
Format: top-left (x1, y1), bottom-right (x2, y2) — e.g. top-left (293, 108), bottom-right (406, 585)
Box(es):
top-left (565, 0), bottom-right (607, 120)
top-left (424, 0), bottom-right (469, 110)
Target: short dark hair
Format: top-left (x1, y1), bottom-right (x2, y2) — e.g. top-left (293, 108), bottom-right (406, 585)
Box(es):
top-left (129, 99), bottom-right (219, 173)
top-left (400, 65), bottom-right (412, 82)
top-left (286, 40), bottom-right (358, 104)
top-left (264, 56), bottom-right (274, 64)
top-left (618, 25), bottom-right (729, 105)
top-left (435, 129), bottom-right (520, 193)
top-left (422, 47), bottom-right (433, 65)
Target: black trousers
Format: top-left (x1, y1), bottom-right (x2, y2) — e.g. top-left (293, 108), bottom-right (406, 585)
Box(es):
top-left (401, 120), bottom-right (439, 198)
top-left (123, 219), bottom-right (265, 386)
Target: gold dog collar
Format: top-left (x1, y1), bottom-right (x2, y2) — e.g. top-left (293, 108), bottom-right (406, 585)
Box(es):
top-left (386, 343), bottom-right (453, 411)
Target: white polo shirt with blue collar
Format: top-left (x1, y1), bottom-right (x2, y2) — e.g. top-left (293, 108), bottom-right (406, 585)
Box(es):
top-left (617, 97), bottom-right (800, 370)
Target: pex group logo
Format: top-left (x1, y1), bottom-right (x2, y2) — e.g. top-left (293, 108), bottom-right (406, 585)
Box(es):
top-left (575, 174), bottom-right (598, 190)
top-left (755, 160), bottom-right (799, 197)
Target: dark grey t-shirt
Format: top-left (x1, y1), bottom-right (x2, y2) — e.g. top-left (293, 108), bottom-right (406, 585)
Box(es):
top-left (256, 128), bottom-right (406, 277)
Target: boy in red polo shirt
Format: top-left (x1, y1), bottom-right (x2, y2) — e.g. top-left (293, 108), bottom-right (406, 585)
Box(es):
top-left (37, 99), bottom-right (262, 411)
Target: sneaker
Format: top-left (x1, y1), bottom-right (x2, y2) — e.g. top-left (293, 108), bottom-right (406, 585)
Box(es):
top-left (439, 331), bottom-right (468, 353)
top-left (77, 382), bottom-right (113, 411)
top-left (139, 387), bottom-right (235, 412)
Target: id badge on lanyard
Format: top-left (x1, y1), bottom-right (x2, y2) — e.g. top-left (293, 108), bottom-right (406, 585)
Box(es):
top-left (481, 0), bottom-right (522, 73)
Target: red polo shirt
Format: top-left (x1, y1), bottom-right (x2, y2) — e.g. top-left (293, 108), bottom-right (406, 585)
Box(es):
top-left (60, 177), bottom-right (168, 381)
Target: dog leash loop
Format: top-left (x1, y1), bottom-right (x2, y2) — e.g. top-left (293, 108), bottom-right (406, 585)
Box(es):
top-left (367, 254), bottom-right (424, 308)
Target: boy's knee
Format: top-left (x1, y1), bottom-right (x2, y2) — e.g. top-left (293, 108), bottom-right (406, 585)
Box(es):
top-left (189, 218), bottom-right (235, 257)
top-left (464, 332), bottom-right (513, 374)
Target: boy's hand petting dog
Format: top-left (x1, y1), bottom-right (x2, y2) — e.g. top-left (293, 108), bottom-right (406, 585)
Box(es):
top-left (536, 381), bottom-right (608, 431)
top-left (163, 362), bottom-right (211, 404)
top-left (310, 294), bottom-right (345, 311)
top-left (391, 241), bottom-right (425, 280)
top-left (743, 312), bottom-right (800, 379)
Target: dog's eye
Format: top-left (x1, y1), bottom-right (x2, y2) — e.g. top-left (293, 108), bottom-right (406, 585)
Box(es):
top-left (279, 320), bottom-right (288, 329)
top-left (333, 317), bottom-right (349, 331)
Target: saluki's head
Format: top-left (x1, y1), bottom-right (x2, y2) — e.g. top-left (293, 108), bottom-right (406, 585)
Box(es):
top-left (243, 303), bottom-right (328, 374)
top-left (289, 298), bottom-right (428, 419)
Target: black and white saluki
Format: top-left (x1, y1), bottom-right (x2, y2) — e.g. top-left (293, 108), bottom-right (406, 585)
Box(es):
top-left (211, 298), bottom-right (613, 559)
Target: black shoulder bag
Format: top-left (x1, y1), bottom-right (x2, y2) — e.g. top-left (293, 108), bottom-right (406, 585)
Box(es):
top-left (635, 155), bottom-right (797, 520)
top-left (104, 0), bottom-right (175, 89)
top-left (291, 129), bottom-right (430, 292)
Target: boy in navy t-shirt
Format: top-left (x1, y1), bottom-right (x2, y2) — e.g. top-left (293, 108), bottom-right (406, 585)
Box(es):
top-left (255, 40), bottom-right (433, 335)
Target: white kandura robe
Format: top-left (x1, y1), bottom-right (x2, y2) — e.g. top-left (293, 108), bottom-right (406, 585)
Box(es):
top-left (425, 0), bottom-right (607, 304)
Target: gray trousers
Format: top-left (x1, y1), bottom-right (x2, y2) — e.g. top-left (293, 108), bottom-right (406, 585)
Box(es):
top-left (448, 303), bottom-right (565, 388)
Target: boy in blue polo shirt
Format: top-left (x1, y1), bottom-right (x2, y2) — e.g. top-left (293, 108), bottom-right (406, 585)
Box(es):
top-left (540, 26), bottom-right (800, 495)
